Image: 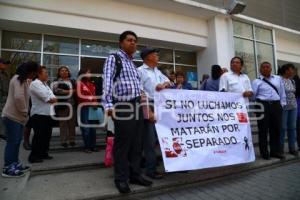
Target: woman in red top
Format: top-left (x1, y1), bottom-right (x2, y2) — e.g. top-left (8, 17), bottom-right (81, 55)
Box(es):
top-left (77, 68), bottom-right (97, 153)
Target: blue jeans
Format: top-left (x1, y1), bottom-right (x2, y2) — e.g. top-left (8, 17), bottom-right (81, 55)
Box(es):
top-left (2, 117), bottom-right (24, 167)
top-left (143, 120), bottom-right (158, 174)
top-left (280, 108), bottom-right (297, 152)
top-left (80, 106), bottom-right (96, 149)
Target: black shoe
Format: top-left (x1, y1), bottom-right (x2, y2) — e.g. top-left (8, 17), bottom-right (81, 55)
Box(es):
top-left (23, 142), bottom-right (32, 151)
top-left (28, 158), bottom-right (43, 163)
top-left (84, 149), bottom-right (92, 153)
top-left (129, 176), bottom-right (152, 186)
top-left (289, 150), bottom-right (299, 157)
top-left (90, 148), bottom-right (99, 152)
top-left (62, 143), bottom-right (68, 148)
top-left (146, 171), bottom-right (164, 179)
top-left (261, 154), bottom-right (270, 160)
top-left (115, 181), bottom-right (131, 194)
top-left (69, 142), bottom-right (76, 147)
top-left (0, 134), bottom-right (7, 141)
top-left (41, 155), bottom-right (53, 160)
top-left (270, 153), bottom-right (285, 160)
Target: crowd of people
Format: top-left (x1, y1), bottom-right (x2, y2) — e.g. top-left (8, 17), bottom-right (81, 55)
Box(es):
top-left (0, 31), bottom-right (299, 194)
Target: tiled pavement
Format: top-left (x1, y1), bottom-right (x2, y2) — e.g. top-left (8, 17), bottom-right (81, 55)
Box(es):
top-left (144, 161), bottom-right (300, 200)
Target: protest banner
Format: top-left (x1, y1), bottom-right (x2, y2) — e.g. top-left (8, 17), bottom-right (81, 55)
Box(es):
top-left (154, 89), bottom-right (255, 172)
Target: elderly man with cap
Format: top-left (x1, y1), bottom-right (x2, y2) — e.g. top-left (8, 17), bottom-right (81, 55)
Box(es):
top-left (0, 58), bottom-right (10, 140)
top-left (138, 47), bottom-right (172, 179)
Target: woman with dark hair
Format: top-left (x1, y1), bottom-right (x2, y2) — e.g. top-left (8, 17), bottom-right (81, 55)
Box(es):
top-left (200, 65), bottom-right (222, 91)
top-left (53, 66), bottom-right (77, 148)
top-left (171, 71), bottom-right (193, 90)
top-left (76, 68), bottom-right (98, 153)
top-left (279, 63), bottom-right (298, 156)
top-left (28, 66), bottom-right (57, 163)
top-left (1, 61), bottom-right (39, 177)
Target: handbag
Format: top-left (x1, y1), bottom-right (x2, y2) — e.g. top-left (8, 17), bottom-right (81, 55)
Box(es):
top-left (104, 136), bottom-right (114, 167)
top-left (141, 95), bottom-right (150, 119)
top-left (88, 107), bottom-right (104, 122)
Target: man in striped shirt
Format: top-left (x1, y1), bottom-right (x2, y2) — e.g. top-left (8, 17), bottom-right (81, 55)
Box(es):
top-left (102, 31), bottom-right (152, 194)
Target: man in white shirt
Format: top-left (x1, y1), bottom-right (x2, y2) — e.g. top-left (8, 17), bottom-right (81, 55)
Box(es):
top-left (138, 47), bottom-right (171, 179)
top-left (219, 57), bottom-right (253, 102)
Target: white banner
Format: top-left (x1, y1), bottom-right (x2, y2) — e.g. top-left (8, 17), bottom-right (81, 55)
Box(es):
top-left (154, 89), bottom-right (255, 172)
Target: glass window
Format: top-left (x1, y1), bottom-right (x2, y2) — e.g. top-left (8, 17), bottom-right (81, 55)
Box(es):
top-left (2, 31), bottom-right (41, 51)
top-left (133, 60), bottom-right (143, 68)
top-left (1, 51), bottom-right (41, 77)
top-left (256, 43), bottom-right (275, 69)
top-left (175, 50), bottom-right (196, 65)
top-left (233, 21), bottom-right (275, 80)
top-left (158, 48), bottom-right (173, 63)
top-left (43, 54), bottom-right (79, 82)
top-left (175, 66), bottom-right (198, 89)
top-left (133, 45), bottom-right (146, 60)
top-left (255, 27), bottom-right (273, 43)
top-left (233, 21), bottom-right (253, 39)
top-left (81, 40), bottom-right (118, 57)
top-left (158, 64), bottom-right (174, 77)
top-left (81, 57), bottom-right (105, 74)
top-left (44, 35), bottom-right (79, 54)
top-left (234, 38), bottom-right (256, 80)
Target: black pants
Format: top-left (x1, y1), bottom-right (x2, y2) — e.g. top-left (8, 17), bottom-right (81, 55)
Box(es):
top-left (29, 114), bottom-right (53, 160)
top-left (113, 99), bottom-right (144, 182)
top-left (297, 118), bottom-right (300, 150)
top-left (256, 100), bottom-right (282, 156)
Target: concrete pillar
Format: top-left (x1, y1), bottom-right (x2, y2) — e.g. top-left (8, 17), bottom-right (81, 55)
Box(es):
top-left (197, 15), bottom-right (234, 86)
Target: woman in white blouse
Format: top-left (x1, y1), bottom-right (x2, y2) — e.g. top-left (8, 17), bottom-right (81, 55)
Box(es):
top-left (28, 66), bottom-right (57, 163)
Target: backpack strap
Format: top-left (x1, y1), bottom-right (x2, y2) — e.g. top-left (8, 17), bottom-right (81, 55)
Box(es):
top-left (112, 53), bottom-right (123, 83)
top-left (262, 78), bottom-right (279, 95)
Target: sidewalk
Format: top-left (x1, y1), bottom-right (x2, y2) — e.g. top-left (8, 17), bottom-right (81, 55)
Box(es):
top-left (1, 137), bottom-right (299, 200)
top-left (143, 161), bottom-right (300, 200)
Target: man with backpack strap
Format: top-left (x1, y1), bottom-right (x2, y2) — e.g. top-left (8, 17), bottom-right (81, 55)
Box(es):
top-left (102, 31), bottom-right (152, 194)
top-left (252, 61), bottom-right (286, 160)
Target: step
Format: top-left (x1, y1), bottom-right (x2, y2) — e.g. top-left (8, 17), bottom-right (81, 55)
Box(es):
top-left (27, 137), bottom-right (293, 177)
top-left (49, 137), bottom-right (106, 153)
top-left (17, 156), bottom-right (300, 200)
top-left (28, 144), bottom-right (261, 176)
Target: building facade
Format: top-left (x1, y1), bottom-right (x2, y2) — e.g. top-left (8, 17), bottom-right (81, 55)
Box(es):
top-left (0, 0), bottom-right (299, 87)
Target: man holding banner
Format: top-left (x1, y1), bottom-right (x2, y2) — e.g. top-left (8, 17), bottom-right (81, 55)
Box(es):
top-left (138, 47), bottom-right (172, 179)
top-left (219, 57), bottom-right (253, 102)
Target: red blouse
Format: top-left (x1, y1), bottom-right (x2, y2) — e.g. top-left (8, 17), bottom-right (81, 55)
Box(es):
top-left (76, 81), bottom-right (97, 104)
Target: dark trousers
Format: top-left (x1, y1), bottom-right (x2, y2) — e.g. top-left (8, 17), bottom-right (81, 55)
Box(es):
top-left (256, 100), bottom-right (282, 156)
top-left (2, 117), bottom-right (24, 166)
top-left (297, 118), bottom-right (300, 150)
top-left (113, 99), bottom-right (144, 182)
top-left (143, 120), bottom-right (158, 174)
top-left (80, 106), bottom-right (96, 150)
top-left (29, 114), bottom-right (53, 160)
